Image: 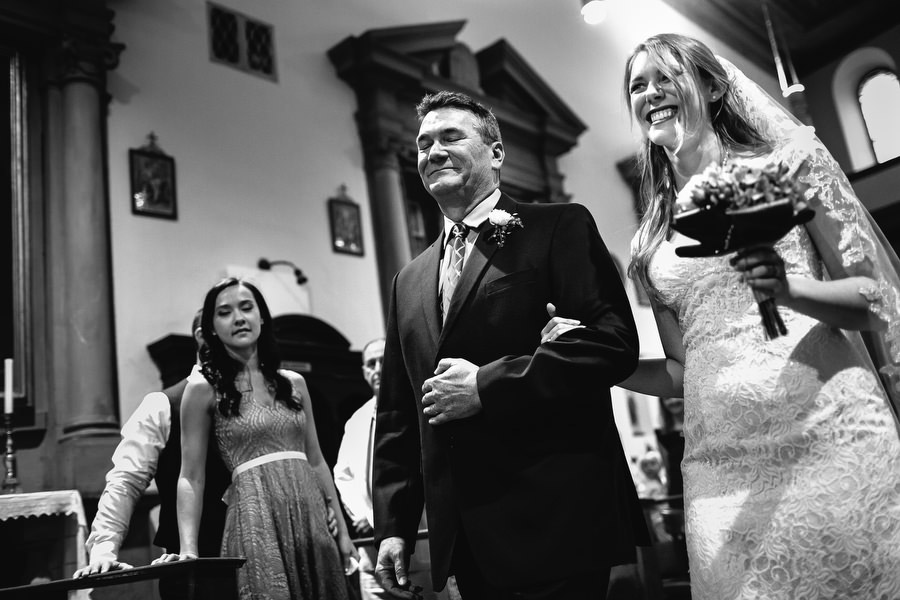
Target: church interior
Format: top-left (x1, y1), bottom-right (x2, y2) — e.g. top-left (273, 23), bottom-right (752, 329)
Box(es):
top-left (1, 0), bottom-right (898, 597)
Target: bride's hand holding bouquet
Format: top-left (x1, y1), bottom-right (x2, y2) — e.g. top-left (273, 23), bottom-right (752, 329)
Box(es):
top-left (671, 160), bottom-right (815, 340)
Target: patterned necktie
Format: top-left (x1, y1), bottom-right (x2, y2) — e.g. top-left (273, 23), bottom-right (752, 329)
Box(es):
top-left (442, 222), bottom-right (469, 320)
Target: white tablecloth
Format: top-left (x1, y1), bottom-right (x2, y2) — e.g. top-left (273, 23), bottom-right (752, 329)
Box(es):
top-left (0, 489), bottom-right (90, 599)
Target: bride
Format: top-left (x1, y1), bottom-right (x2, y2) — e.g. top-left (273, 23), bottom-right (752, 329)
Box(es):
top-left (547, 33), bottom-right (900, 600)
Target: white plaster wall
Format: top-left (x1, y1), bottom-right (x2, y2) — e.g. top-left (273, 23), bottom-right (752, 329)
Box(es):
top-left (106, 0), bottom-right (778, 442)
top-left (831, 47), bottom-right (896, 172)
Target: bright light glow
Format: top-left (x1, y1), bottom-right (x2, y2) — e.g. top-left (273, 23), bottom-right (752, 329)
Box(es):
top-left (581, 0), bottom-right (607, 24)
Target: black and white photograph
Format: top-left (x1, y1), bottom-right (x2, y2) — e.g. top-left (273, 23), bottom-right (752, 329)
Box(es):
top-left (2, 2), bottom-right (899, 599)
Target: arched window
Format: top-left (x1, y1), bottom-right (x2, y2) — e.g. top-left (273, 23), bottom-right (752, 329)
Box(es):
top-left (858, 69), bottom-right (900, 163)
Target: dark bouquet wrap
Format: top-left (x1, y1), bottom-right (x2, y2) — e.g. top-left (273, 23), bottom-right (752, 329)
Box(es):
top-left (672, 160), bottom-right (815, 339)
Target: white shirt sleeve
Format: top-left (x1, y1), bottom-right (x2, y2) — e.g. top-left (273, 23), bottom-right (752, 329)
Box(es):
top-left (333, 398), bottom-right (376, 527)
top-left (84, 391), bottom-right (170, 563)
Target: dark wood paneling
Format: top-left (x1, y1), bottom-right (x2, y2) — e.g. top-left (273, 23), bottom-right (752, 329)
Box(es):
top-left (660, 0), bottom-right (900, 77)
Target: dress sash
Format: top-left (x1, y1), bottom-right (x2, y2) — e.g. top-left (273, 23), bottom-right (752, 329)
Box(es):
top-left (231, 450), bottom-right (308, 481)
top-left (223, 451), bottom-right (308, 505)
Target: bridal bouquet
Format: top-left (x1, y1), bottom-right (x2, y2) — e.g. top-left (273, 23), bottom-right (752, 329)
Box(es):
top-left (672, 160), bottom-right (815, 339)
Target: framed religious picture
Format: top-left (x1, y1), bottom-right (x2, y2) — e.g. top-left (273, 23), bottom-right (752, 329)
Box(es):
top-left (328, 185), bottom-right (364, 256)
top-left (130, 133), bottom-right (177, 220)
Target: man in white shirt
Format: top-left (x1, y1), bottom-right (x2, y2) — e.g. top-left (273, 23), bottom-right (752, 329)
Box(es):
top-left (335, 338), bottom-right (386, 599)
top-left (335, 338), bottom-right (453, 600)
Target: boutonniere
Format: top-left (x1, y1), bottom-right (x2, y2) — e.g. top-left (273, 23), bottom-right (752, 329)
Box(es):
top-left (487, 209), bottom-right (524, 248)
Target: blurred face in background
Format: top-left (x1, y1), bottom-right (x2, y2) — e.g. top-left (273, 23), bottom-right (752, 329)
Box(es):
top-left (662, 396), bottom-right (685, 418)
top-left (362, 339), bottom-right (385, 397)
top-left (640, 453), bottom-right (663, 480)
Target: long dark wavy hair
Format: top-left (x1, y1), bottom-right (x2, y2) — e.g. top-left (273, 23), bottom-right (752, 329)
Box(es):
top-left (624, 33), bottom-right (772, 299)
top-left (199, 277), bottom-right (297, 416)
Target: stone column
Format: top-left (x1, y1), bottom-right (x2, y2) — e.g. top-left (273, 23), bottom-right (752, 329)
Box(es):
top-left (45, 36), bottom-right (123, 443)
top-left (42, 34), bottom-right (125, 493)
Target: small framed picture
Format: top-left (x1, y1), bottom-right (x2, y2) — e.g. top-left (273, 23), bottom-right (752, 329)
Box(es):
top-left (130, 146), bottom-right (177, 220)
top-left (328, 190), bottom-right (363, 256)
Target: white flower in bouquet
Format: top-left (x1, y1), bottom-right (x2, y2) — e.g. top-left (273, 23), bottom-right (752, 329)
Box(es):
top-left (671, 160), bottom-right (815, 339)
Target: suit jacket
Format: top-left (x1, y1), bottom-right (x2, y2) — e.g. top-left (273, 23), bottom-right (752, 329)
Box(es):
top-left (373, 193), bottom-right (649, 590)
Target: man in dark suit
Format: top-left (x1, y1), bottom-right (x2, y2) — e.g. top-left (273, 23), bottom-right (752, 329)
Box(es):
top-left (373, 90), bottom-right (648, 600)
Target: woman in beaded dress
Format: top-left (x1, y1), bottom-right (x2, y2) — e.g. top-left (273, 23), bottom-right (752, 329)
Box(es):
top-left (161, 278), bottom-right (355, 600)
top-left (546, 33), bottom-right (900, 600)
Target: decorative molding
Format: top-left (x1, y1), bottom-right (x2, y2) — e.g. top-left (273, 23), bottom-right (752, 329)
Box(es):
top-left (0, 2), bottom-right (125, 87)
top-left (328, 20), bottom-right (587, 199)
top-left (476, 40), bottom-right (586, 155)
top-left (329, 20), bottom-right (588, 314)
top-left (55, 35), bottom-right (124, 86)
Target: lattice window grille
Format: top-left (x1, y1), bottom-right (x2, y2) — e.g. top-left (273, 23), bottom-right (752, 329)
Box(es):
top-left (207, 2), bottom-right (277, 82)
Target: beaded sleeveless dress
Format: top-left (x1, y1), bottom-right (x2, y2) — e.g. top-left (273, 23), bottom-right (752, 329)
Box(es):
top-left (645, 135), bottom-right (900, 599)
top-left (214, 371), bottom-right (349, 600)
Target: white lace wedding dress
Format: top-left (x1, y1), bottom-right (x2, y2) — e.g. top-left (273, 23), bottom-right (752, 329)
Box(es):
top-left (646, 132), bottom-right (900, 599)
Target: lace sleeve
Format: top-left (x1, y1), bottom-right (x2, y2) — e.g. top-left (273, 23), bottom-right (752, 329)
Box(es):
top-left (778, 129), bottom-right (900, 398)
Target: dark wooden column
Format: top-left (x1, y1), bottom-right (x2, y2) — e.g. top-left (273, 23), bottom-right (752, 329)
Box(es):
top-left (363, 138), bottom-right (413, 311)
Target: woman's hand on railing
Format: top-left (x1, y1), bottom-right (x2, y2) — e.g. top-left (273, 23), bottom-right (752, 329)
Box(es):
top-left (150, 552), bottom-right (197, 565)
top-left (73, 559), bottom-right (134, 578)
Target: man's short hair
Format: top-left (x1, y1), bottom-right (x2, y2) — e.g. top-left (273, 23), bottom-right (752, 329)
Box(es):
top-left (361, 337), bottom-right (385, 360)
top-left (415, 91), bottom-right (502, 145)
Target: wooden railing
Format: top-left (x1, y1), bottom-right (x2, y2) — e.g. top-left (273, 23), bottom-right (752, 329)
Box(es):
top-left (0, 557), bottom-right (245, 600)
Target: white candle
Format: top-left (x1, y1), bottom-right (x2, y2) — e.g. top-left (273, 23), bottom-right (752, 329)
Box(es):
top-left (4, 358), bottom-right (12, 414)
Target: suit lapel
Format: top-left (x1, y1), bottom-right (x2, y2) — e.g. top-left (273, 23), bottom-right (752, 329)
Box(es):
top-left (438, 194), bottom-right (517, 344)
top-left (418, 235), bottom-right (444, 350)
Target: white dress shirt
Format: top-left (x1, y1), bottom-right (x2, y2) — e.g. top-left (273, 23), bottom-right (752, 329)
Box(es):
top-left (84, 365), bottom-right (204, 563)
top-left (335, 397), bottom-right (438, 599)
top-left (333, 396), bottom-right (377, 529)
top-left (85, 391), bottom-right (170, 563)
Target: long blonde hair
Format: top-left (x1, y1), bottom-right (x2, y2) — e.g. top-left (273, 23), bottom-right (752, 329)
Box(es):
top-left (624, 34), bottom-right (771, 298)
